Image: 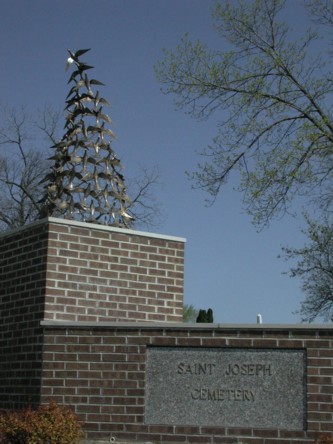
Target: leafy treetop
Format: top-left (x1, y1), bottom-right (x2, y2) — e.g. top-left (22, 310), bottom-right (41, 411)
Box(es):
top-left (155, 0), bottom-right (333, 228)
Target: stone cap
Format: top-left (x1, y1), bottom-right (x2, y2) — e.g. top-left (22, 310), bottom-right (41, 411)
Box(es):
top-left (0, 216), bottom-right (186, 243)
top-left (40, 320), bottom-right (333, 331)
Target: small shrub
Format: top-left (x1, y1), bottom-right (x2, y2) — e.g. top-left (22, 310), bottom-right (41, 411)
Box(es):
top-left (0, 402), bottom-right (83, 444)
top-left (317, 435), bottom-right (333, 444)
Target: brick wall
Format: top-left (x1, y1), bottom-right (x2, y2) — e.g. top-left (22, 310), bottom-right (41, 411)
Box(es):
top-left (0, 223), bottom-right (49, 408)
top-left (2, 219), bottom-right (333, 444)
top-left (0, 218), bottom-right (185, 409)
top-left (40, 322), bottom-right (333, 444)
top-left (44, 218), bottom-right (185, 322)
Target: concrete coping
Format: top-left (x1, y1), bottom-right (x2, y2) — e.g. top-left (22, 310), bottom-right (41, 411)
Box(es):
top-left (0, 217), bottom-right (186, 243)
top-left (40, 320), bottom-right (333, 331)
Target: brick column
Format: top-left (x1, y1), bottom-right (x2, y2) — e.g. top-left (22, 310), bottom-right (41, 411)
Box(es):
top-left (0, 217), bottom-right (185, 409)
top-left (0, 222), bottom-right (49, 408)
top-left (44, 218), bottom-right (185, 322)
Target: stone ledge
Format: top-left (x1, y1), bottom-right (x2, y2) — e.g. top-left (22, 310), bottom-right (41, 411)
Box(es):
top-left (84, 441), bottom-right (154, 444)
top-left (0, 217), bottom-right (186, 243)
top-left (84, 439), bottom-right (154, 444)
top-left (40, 320), bottom-right (333, 331)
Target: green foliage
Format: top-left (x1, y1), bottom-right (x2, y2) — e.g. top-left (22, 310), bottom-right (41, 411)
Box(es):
top-left (196, 309), bottom-right (207, 323)
top-left (155, 0), bottom-right (333, 228)
top-left (196, 308), bottom-right (214, 323)
top-left (207, 308), bottom-right (214, 323)
top-left (0, 402), bottom-right (83, 444)
top-left (281, 215), bottom-right (333, 322)
top-left (183, 304), bottom-right (199, 322)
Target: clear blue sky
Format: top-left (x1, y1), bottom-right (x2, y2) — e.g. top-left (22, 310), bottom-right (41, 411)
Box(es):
top-left (1, 0), bottom-right (318, 324)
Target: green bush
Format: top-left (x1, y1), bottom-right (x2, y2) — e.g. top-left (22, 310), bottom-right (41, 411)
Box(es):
top-left (196, 308), bottom-right (214, 323)
top-left (318, 435), bottom-right (333, 444)
top-left (0, 402), bottom-right (83, 444)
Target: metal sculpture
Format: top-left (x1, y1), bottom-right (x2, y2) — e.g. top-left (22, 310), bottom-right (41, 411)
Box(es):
top-left (40, 49), bottom-right (133, 227)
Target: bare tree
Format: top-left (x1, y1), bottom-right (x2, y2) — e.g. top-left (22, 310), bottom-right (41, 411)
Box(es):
top-left (128, 165), bottom-right (163, 230)
top-left (0, 104), bottom-right (57, 231)
top-left (0, 102), bottom-right (162, 232)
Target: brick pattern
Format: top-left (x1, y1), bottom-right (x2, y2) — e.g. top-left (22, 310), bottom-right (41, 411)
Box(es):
top-left (0, 218), bottom-right (185, 409)
top-left (45, 219), bottom-right (185, 322)
top-left (0, 223), bottom-right (49, 408)
top-left (41, 325), bottom-right (333, 444)
top-left (2, 219), bottom-right (333, 444)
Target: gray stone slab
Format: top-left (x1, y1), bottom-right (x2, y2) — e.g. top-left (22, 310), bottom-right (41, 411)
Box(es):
top-left (145, 347), bottom-right (306, 429)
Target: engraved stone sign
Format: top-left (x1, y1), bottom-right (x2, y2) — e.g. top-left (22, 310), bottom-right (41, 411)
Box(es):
top-left (145, 347), bottom-right (306, 429)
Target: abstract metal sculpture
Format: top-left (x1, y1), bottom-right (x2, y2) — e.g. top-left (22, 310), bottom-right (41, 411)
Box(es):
top-left (40, 49), bottom-right (133, 227)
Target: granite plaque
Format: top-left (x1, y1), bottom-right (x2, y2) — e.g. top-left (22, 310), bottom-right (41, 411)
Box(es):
top-left (145, 347), bottom-right (306, 429)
